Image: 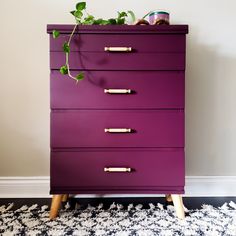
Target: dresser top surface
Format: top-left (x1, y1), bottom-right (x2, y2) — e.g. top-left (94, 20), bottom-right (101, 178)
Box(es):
top-left (47, 24), bottom-right (188, 34)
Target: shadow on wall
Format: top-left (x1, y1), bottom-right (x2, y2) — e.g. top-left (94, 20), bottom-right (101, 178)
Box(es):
top-left (185, 34), bottom-right (236, 175)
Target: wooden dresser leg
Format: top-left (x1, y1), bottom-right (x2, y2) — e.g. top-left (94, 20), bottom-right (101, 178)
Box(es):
top-left (171, 194), bottom-right (185, 219)
top-left (50, 195), bottom-right (63, 219)
top-left (62, 194), bottom-right (69, 202)
top-left (165, 194), bottom-right (173, 203)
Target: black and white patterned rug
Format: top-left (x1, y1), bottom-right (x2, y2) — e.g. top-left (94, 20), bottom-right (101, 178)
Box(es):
top-left (0, 201), bottom-right (236, 235)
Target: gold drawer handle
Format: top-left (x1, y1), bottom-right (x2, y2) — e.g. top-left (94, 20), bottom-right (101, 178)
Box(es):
top-left (104, 89), bottom-right (131, 94)
top-left (104, 47), bottom-right (132, 52)
top-left (104, 128), bottom-right (132, 133)
top-left (104, 167), bottom-right (131, 172)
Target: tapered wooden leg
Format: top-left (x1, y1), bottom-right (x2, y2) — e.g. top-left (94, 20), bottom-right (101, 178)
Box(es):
top-left (171, 194), bottom-right (185, 219)
top-left (62, 194), bottom-right (69, 202)
top-left (165, 194), bottom-right (173, 203)
top-left (50, 195), bottom-right (63, 219)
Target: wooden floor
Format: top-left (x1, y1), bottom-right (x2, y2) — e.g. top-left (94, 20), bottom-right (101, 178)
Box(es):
top-left (0, 197), bottom-right (236, 211)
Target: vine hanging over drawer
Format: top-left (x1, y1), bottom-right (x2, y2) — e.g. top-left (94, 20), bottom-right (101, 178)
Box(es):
top-left (52, 2), bottom-right (170, 83)
top-left (52, 2), bottom-right (136, 82)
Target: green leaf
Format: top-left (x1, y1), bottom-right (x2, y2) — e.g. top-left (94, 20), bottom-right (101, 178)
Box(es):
top-left (76, 2), bottom-right (86, 11)
top-left (83, 15), bottom-right (95, 25)
top-left (76, 18), bottom-right (82, 24)
top-left (100, 20), bottom-right (110, 25)
top-left (70, 10), bottom-right (76, 16)
top-left (128, 10), bottom-right (136, 23)
top-left (52, 30), bottom-right (60, 39)
top-left (63, 42), bottom-right (70, 53)
top-left (60, 65), bottom-right (68, 75)
top-left (108, 18), bottom-right (117, 25)
top-left (117, 18), bottom-right (125, 25)
top-left (75, 72), bottom-right (84, 81)
top-left (85, 15), bottom-right (94, 21)
top-left (83, 20), bottom-right (93, 25)
top-left (83, 20), bottom-right (92, 25)
top-left (74, 10), bottom-right (83, 18)
top-left (118, 11), bottom-right (128, 18)
top-left (93, 18), bottom-right (104, 25)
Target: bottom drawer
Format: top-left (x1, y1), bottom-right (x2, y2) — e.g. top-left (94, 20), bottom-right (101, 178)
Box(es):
top-left (51, 149), bottom-right (184, 194)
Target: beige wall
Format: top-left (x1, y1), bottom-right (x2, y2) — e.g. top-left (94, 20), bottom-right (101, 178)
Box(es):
top-left (0, 0), bottom-right (236, 176)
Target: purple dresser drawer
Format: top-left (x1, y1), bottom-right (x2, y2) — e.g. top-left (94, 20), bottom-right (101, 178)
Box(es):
top-left (51, 70), bottom-right (184, 109)
top-left (51, 148), bottom-right (184, 193)
top-left (49, 26), bottom-right (187, 70)
top-left (50, 34), bottom-right (185, 53)
top-left (51, 110), bottom-right (184, 148)
top-left (50, 51), bottom-right (185, 71)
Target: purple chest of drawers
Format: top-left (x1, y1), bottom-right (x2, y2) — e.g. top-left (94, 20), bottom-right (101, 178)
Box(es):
top-left (47, 24), bottom-right (188, 219)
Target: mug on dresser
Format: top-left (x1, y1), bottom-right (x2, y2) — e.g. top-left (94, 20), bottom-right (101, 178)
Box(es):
top-left (149, 11), bottom-right (170, 25)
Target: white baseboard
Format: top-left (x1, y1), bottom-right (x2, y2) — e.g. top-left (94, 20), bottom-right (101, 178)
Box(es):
top-left (185, 176), bottom-right (236, 197)
top-left (0, 176), bottom-right (236, 198)
top-left (0, 177), bottom-right (50, 198)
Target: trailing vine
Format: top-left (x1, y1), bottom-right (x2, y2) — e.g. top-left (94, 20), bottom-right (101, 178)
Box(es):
top-left (52, 2), bottom-right (136, 82)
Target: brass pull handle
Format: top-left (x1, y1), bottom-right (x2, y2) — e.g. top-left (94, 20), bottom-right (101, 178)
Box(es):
top-left (104, 167), bottom-right (132, 172)
top-left (104, 128), bottom-right (132, 133)
top-left (104, 89), bottom-right (132, 94)
top-left (104, 47), bottom-right (132, 52)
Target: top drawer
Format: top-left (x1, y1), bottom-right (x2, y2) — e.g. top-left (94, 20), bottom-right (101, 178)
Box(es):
top-left (50, 34), bottom-right (186, 53)
top-left (48, 25), bottom-right (188, 71)
top-left (47, 24), bottom-right (188, 52)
